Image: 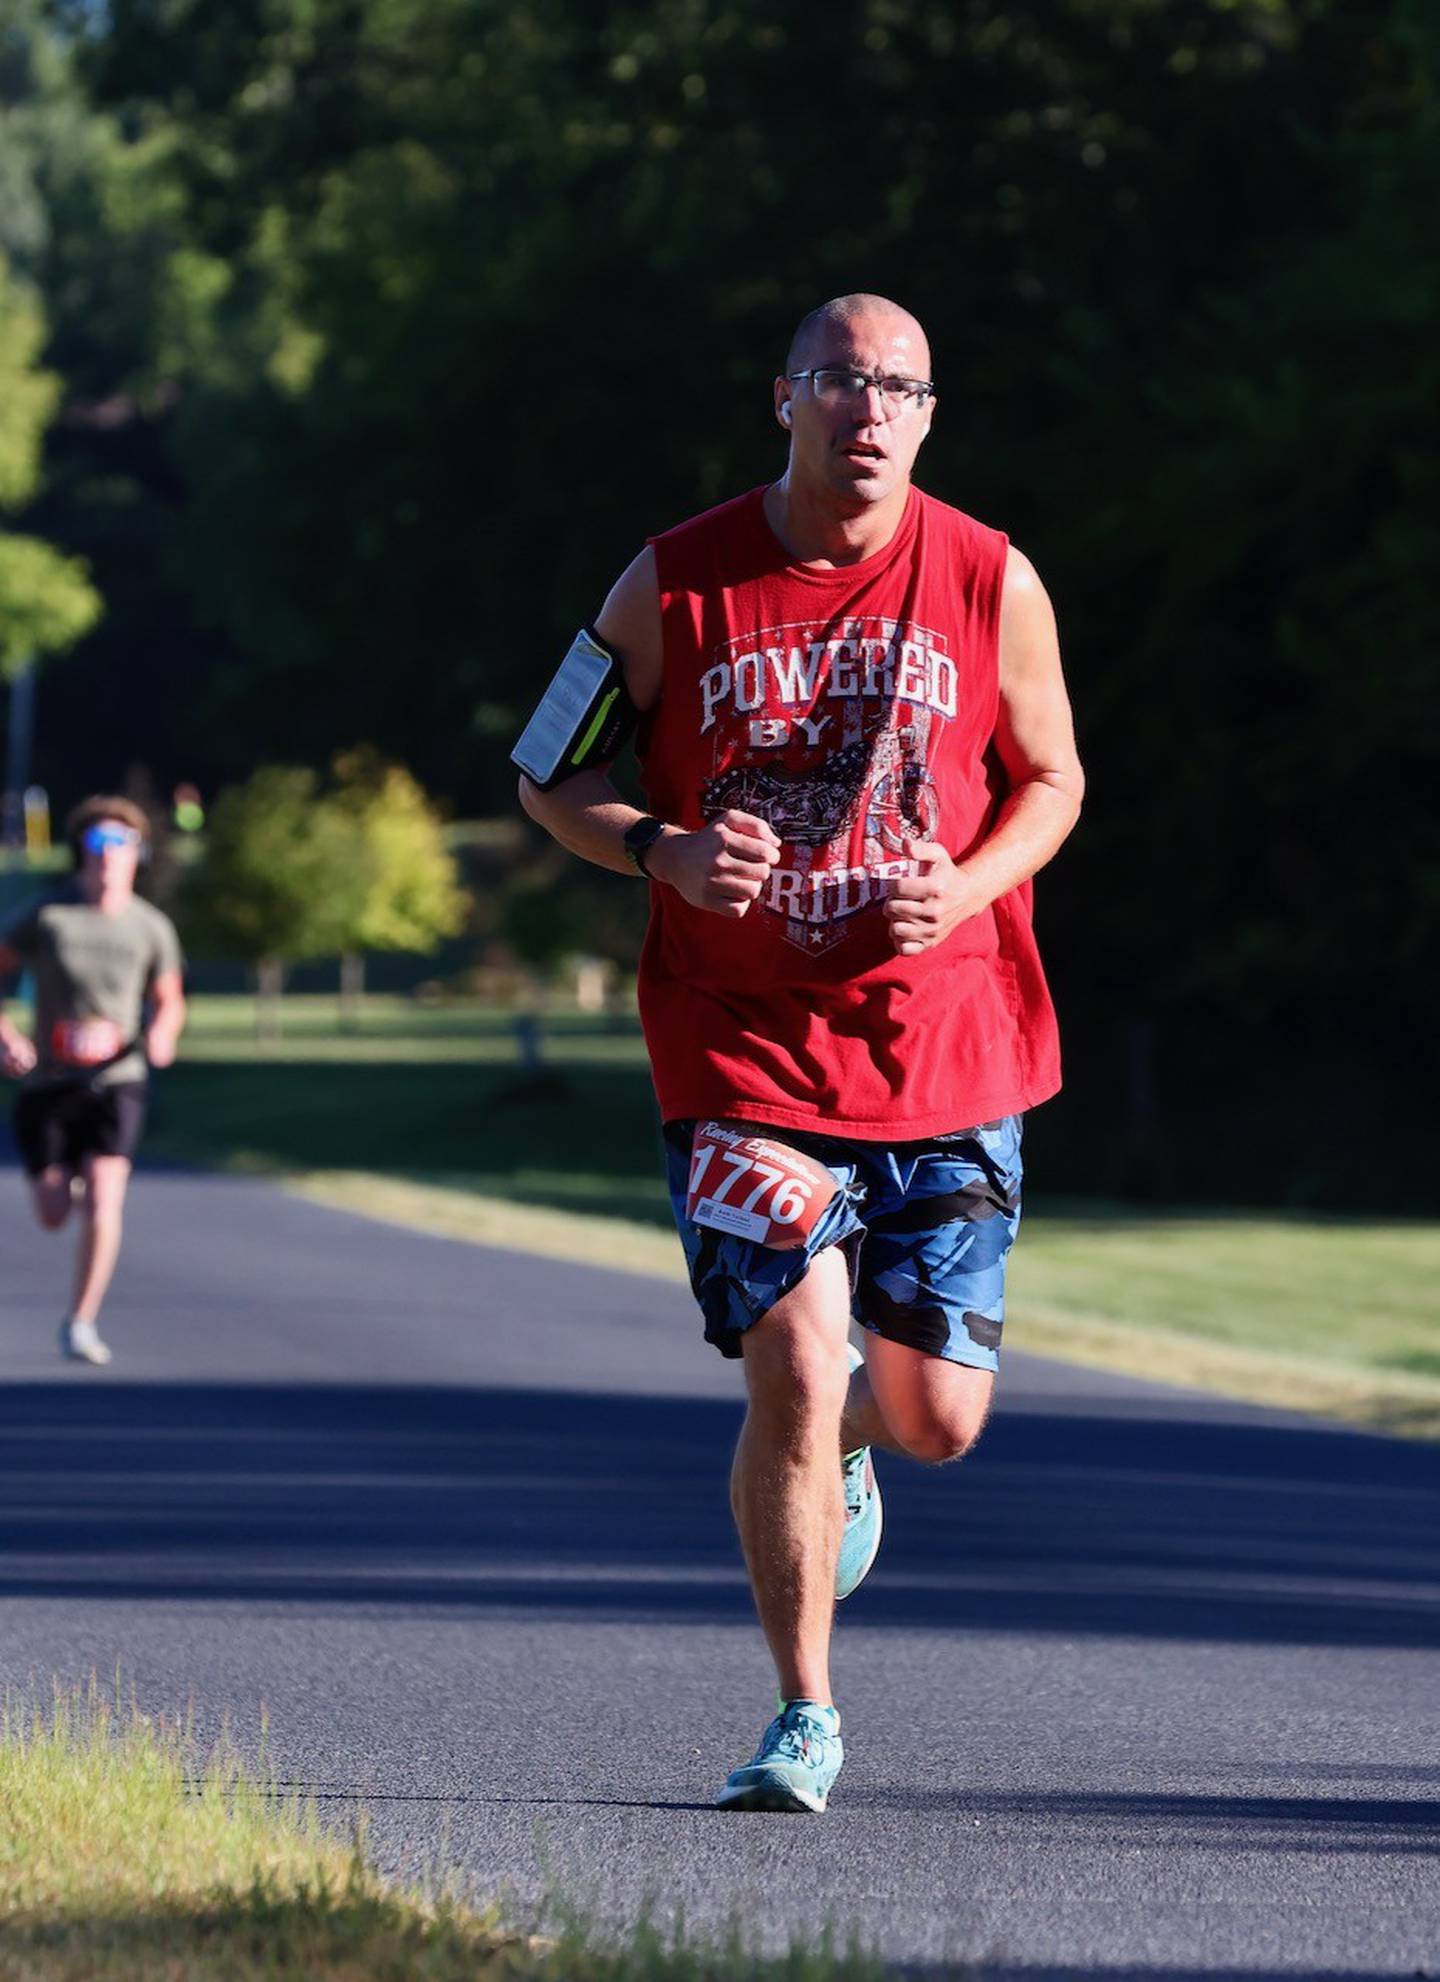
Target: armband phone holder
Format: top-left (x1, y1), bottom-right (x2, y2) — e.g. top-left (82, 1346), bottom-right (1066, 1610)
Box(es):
top-left (512, 627), bottom-right (639, 790)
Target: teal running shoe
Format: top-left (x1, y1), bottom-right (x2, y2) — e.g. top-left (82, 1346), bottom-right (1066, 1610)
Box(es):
top-left (714, 1701), bottom-right (843, 1812)
top-left (836, 1341), bottom-right (882, 1601)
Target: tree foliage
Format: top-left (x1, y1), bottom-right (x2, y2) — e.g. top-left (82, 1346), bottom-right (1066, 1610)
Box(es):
top-left (499, 857), bottom-right (648, 976)
top-left (0, 0), bottom-right (206, 744)
top-left (0, 250), bottom-right (100, 678)
top-left (188, 765), bottom-right (368, 969)
top-left (330, 746), bottom-right (468, 955)
top-left (190, 753), bottom-right (466, 970)
top-left (4, 0), bottom-right (1436, 1189)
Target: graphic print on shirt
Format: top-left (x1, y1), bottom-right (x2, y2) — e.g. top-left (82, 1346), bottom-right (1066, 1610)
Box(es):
top-left (697, 615), bottom-right (953, 953)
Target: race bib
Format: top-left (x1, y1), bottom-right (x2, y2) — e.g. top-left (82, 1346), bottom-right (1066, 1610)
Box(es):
top-left (50, 1018), bottom-right (124, 1068)
top-left (686, 1121), bottom-right (837, 1251)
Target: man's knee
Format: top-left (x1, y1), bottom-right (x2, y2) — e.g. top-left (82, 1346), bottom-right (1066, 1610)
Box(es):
top-left (892, 1398), bottom-right (991, 1466)
top-left (863, 1337), bottom-right (994, 1465)
top-left (32, 1170), bottom-right (72, 1230)
top-left (742, 1261), bottom-right (851, 1432)
top-left (80, 1158), bottom-right (130, 1220)
top-left (746, 1319), bottom-right (849, 1422)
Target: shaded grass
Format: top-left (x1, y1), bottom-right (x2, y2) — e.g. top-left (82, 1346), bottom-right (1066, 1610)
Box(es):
top-left (175, 993), bottom-right (651, 1064)
top-left (146, 996), bottom-right (671, 1223)
top-left (0, 1682), bottom-right (882, 1982)
top-left (149, 1058), bottom-right (673, 1226)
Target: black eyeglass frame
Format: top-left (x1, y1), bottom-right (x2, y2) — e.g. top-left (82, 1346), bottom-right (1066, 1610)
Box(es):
top-left (784, 367), bottom-right (935, 407)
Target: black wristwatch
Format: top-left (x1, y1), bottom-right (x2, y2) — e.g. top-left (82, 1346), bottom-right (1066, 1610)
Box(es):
top-left (623, 814), bottom-right (668, 876)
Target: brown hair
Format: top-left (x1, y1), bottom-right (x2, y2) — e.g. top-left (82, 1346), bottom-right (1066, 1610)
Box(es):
top-left (66, 794), bottom-right (151, 856)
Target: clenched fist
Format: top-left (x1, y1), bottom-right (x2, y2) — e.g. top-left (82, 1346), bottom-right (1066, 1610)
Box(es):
top-left (646, 809), bottom-right (781, 918)
top-left (884, 839), bottom-right (990, 956)
top-left (0, 1023), bottom-right (36, 1079)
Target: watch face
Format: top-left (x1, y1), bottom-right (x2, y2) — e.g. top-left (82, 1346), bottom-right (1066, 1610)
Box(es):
top-left (627, 819), bottom-right (662, 869)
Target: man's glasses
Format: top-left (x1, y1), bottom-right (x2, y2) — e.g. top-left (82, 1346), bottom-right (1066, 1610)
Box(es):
top-left (81, 824), bottom-right (141, 853)
top-left (786, 368), bottom-right (935, 418)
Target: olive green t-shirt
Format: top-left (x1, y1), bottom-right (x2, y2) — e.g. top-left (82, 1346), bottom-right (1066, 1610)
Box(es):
top-left (1, 889), bottom-right (183, 1088)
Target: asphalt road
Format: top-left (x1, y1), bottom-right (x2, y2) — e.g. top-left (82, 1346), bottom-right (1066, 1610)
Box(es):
top-left (1, 1161), bottom-right (1438, 1980)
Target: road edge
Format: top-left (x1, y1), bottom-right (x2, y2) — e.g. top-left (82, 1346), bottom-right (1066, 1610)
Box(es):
top-left (281, 1167), bottom-right (1440, 1442)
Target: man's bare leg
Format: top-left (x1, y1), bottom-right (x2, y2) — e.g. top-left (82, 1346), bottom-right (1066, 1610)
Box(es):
top-left (731, 1246), bottom-right (853, 1704)
top-left (30, 1164), bottom-right (74, 1234)
top-left (841, 1333), bottom-right (995, 1465)
top-left (71, 1155), bottom-right (131, 1325)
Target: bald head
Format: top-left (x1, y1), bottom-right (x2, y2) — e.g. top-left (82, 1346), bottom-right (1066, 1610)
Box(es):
top-left (785, 294), bottom-right (931, 378)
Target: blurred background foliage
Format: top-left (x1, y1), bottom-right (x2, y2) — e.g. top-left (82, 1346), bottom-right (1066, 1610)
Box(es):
top-left (0, 0), bottom-right (1435, 1203)
top-left (182, 750), bottom-right (467, 1029)
top-left (0, 249), bottom-right (100, 674)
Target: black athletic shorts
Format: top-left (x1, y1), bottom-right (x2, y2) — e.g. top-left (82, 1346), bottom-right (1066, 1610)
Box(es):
top-left (13, 1080), bottom-right (149, 1177)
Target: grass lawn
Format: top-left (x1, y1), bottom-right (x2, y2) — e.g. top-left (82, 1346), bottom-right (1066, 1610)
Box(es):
top-left (0, 1683), bottom-right (874, 1982)
top-left (139, 995), bottom-right (1440, 1437)
top-left (1005, 1208), bottom-right (1440, 1437)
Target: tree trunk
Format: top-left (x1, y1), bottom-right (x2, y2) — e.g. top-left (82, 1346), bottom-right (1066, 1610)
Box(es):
top-left (339, 951), bottom-right (365, 1031)
top-left (256, 957), bottom-right (286, 1044)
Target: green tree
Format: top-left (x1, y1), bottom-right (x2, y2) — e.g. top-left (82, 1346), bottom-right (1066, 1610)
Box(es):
top-left (189, 765), bottom-right (369, 1037)
top-left (329, 747), bottom-right (468, 1018)
top-left (0, 251), bottom-right (99, 678)
top-left (499, 853), bottom-right (648, 982)
top-left (1, 0), bottom-right (231, 791)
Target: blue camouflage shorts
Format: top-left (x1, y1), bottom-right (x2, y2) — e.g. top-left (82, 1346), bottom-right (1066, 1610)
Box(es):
top-left (662, 1114), bottom-right (1024, 1371)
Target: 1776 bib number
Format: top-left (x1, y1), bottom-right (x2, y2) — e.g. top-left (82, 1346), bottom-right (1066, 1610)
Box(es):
top-left (685, 1120), bottom-right (837, 1250)
top-left (50, 1018), bottom-right (125, 1068)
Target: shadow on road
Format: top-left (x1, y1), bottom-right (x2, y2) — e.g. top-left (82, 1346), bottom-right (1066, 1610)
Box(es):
top-left (1, 1381), bottom-right (1437, 1649)
top-left (966, 1970), bottom-right (1431, 1982)
top-left (870, 1787), bottom-right (1440, 1850)
top-left (267, 1781), bottom-right (1440, 1843)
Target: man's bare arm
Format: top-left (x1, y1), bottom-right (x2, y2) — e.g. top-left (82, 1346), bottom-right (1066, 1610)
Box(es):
top-left (145, 968), bottom-right (186, 1069)
top-left (885, 545), bottom-right (1084, 954)
top-left (518, 548), bottom-right (780, 915)
top-left (0, 941), bottom-right (36, 1077)
top-left (965, 544), bottom-right (1084, 896)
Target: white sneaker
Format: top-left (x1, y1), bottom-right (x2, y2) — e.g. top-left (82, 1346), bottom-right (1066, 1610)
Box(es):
top-left (61, 1318), bottom-right (113, 1365)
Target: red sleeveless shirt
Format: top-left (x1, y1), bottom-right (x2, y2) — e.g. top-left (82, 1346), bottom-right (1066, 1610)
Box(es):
top-left (636, 484), bottom-right (1061, 1140)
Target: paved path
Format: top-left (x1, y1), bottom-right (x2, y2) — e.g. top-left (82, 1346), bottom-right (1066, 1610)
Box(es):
top-left (2, 1164), bottom-right (1438, 1979)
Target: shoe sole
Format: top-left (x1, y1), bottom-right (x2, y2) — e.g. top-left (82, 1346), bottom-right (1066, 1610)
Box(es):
top-left (838, 1337), bottom-right (881, 1601)
top-left (714, 1770), bottom-right (829, 1813)
top-left (837, 1478), bottom-right (882, 1601)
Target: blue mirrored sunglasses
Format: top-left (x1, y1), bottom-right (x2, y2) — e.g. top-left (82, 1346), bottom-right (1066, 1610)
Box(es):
top-left (81, 824), bottom-right (141, 853)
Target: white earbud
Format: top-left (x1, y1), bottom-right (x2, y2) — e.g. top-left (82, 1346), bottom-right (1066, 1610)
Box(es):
top-left (780, 403), bottom-right (793, 426)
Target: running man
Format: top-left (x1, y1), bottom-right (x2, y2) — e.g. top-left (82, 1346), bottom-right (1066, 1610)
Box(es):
top-left (0, 795), bottom-right (186, 1364)
top-left (515, 294), bottom-right (1083, 1811)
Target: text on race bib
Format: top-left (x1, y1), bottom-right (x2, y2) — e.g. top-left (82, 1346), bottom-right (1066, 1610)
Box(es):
top-left (50, 1018), bottom-right (124, 1067)
top-left (686, 1121), bottom-right (838, 1251)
